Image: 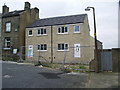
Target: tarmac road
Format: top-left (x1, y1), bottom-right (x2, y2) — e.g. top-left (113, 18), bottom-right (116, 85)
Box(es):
top-left (1, 61), bottom-right (119, 88)
top-left (2, 61), bottom-right (88, 88)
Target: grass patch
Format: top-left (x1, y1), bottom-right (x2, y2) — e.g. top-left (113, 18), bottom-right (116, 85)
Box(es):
top-left (34, 61), bottom-right (50, 67)
top-left (2, 55), bottom-right (18, 62)
top-left (35, 62), bottom-right (89, 73)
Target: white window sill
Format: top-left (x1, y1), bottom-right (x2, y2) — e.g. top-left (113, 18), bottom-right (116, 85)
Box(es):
top-left (57, 33), bottom-right (68, 35)
top-left (57, 50), bottom-right (69, 52)
top-left (5, 31), bottom-right (11, 33)
top-left (74, 32), bottom-right (80, 33)
top-left (37, 34), bottom-right (47, 36)
top-left (28, 35), bottom-right (33, 37)
top-left (3, 48), bottom-right (11, 50)
top-left (37, 50), bottom-right (47, 52)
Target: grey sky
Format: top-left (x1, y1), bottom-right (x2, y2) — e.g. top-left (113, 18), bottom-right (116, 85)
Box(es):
top-left (0, 0), bottom-right (119, 49)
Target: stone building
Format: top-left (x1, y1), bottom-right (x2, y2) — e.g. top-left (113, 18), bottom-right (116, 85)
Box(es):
top-left (1, 2), bottom-right (39, 60)
top-left (0, 13), bottom-right (2, 60)
top-left (118, 0), bottom-right (120, 48)
top-left (26, 14), bottom-right (102, 64)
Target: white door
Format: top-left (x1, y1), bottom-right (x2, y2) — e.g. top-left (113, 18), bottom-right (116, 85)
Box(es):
top-left (28, 45), bottom-right (33, 58)
top-left (74, 44), bottom-right (80, 57)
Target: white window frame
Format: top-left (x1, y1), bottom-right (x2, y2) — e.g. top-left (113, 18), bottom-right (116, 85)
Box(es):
top-left (37, 44), bottom-right (47, 51)
top-left (28, 30), bottom-right (33, 36)
top-left (4, 37), bottom-right (11, 49)
top-left (74, 25), bottom-right (80, 33)
top-left (37, 28), bottom-right (47, 36)
top-left (57, 43), bottom-right (69, 51)
top-left (57, 26), bottom-right (68, 34)
top-left (6, 22), bottom-right (11, 32)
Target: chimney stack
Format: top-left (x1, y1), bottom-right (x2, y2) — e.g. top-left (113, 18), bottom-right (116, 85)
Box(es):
top-left (2, 4), bottom-right (9, 14)
top-left (24, 2), bottom-right (31, 10)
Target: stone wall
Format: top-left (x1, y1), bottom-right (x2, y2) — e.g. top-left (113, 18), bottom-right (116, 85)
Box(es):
top-left (0, 13), bottom-right (2, 60)
top-left (90, 48), bottom-right (120, 72)
top-left (112, 48), bottom-right (120, 72)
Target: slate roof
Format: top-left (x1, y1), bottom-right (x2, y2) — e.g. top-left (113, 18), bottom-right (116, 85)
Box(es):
top-left (27, 14), bottom-right (87, 28)
top-left (2, 10), bottom-right (24, 18)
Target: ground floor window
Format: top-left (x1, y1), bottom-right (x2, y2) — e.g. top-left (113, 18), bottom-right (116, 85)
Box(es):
top-left (58, 43), bottom-right (69, 51)
top-left (4, 37), bottom-right (11, 49)
top-left (37, 44), bottom-right (47, 51)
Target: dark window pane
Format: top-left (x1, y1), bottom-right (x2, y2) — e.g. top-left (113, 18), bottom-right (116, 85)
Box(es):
top-left (58, 28), bottom-right (61, 33)
top-left (41, 44), bottom-right (44, 50)
top-left (38, 30), bottom-right (40, 34)
top-left (44, 44), bottom-right (47, 50)
top-left (62, 27), bottom-right (64, 33)
top-left (41, 29), bottom-right (43, 34)
top-left (62, 44), bottom-right (64, 50)
top-left (29, 30), bottom-right (32, 35)
top-left (38, 45), bottom-right (40, 50)
top-left (65, 27), bottom-right (68, 32)
top-left (58, 44), bottom-right (61, 50)
top-left (44, 29), bottom-right (46, 34)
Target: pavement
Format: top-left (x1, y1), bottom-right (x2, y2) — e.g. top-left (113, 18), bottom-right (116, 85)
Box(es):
top-left (87, 72), bottom-right (119, 88)
top-left (1, 61), bottom-right (119, 88)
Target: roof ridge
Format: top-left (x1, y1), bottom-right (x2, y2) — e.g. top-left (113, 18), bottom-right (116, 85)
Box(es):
top-left (9, 10), bottom-right (24, 13)
top-left (40, 14), bottom-right (87, 20)
top-left (27, 13), bottom-right (87, 28)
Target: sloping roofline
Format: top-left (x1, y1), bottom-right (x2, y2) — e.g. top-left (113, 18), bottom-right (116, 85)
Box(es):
top-left (27, 14), bottom-right (87, 28)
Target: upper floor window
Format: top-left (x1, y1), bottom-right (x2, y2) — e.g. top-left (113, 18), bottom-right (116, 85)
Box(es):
top-left (58, 43), bottom-right (69, 51)
top-left (37, 44), bottom-right (47, 51)
top-left (58, 26), bottom-right (68, 34)
top-left (28, 30), bottom-right (33, 36)
top-left (37, 28), bottom-right (47, 36)
top-left (5, 22), bottom-right (11, 32)
top-left (4, 37), bottom-right (11, 49)
top-left (74, 26), bottom-right (80, 33)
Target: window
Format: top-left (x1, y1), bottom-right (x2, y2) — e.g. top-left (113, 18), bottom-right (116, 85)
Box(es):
top-left (58, 26), bottom-right (68, 34)
top-left (37, 28), bottom-right (47, 35)
top-left (28, 30), bottom-right (33, 36)
top-left (6, 22), bottom-right (11, 32)
top-left (74, 26), bottom-right (80, 33)
top-left (37, 44), bottom-right (47, 51)
top-left (58, 43), bottom-right (69, 51)
top-left (4, 37), bottom-right (11, 49)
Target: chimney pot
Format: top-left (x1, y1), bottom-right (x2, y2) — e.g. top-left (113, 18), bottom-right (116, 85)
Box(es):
top-left (2, 4), bottom-right (9, 14)
top-left (24, 2), bottom-right (31, 10)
